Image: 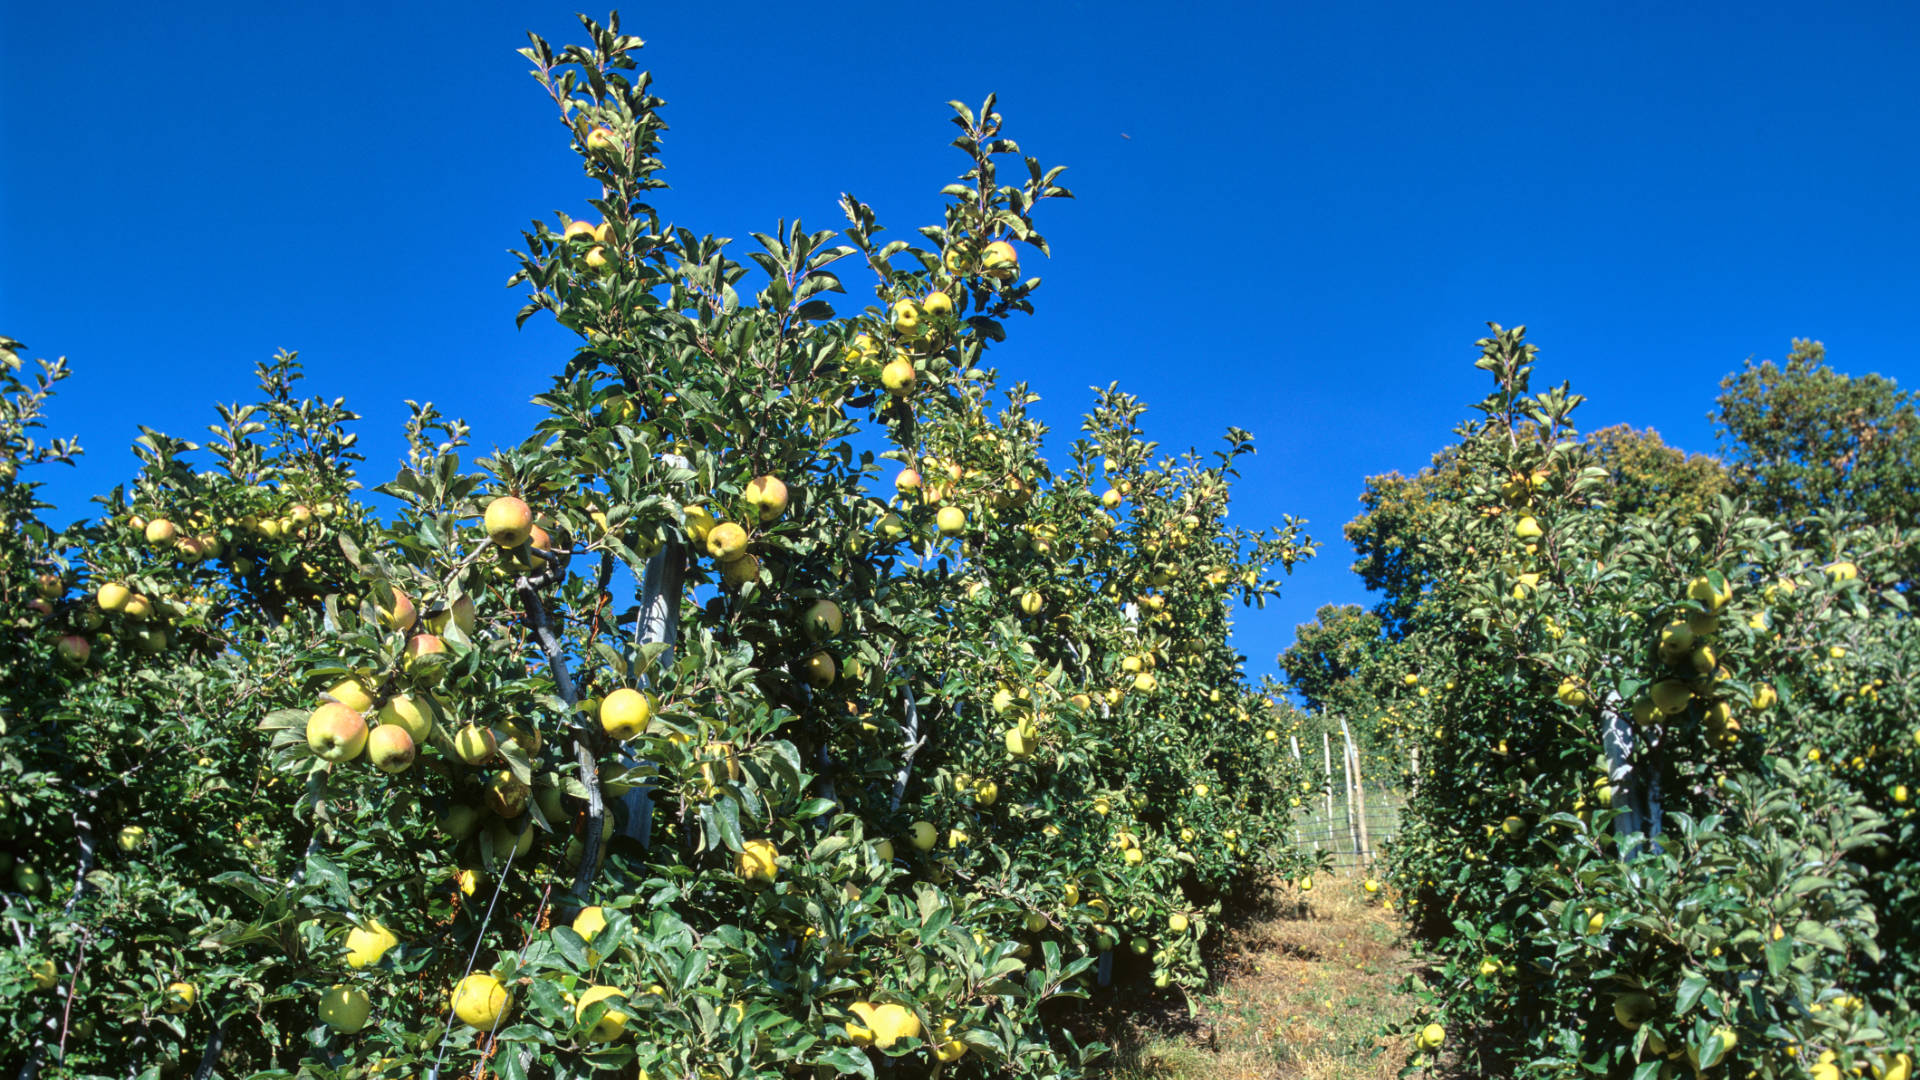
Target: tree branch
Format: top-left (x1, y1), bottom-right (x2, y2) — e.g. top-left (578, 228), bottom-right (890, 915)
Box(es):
top-left (191, 1018), bottom-right (227, 1080)
top-left (890, 677), bottom-right (927, 813)
top-left (514, 579), bottom-right (601, 904)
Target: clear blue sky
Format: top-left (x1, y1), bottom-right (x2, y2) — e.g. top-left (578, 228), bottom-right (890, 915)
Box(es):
top-left (4, 1), bottom-right (1917, 682)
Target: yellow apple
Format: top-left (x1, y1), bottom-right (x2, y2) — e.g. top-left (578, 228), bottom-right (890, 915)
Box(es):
top-left (452, 724), bottom-right (497, 765)
top-left (484, 496), bottom-right (533, 548)
top-left (683, 504), bottom-right (717, 544)
top-left (720, 553), bottom-right (760, 587)
top-left (736, 838), bottom-right (779, 885)
top-left (576, 985), bottom-right (630, 1041)
top-left (344, 920), bottom-right (399, 968)
top-left (377, 694), bottom-right (434, 742)
top-left (981, 240), bottom-right (1019, 280)
top-left (744, 474), bottom-right (789, 522)
top-left (1612, 991), bottom-right (1654, 1030)
top-left (800, 651), bottom-right (836, 688)
top-left (1005, 725), bottom-right (1037, 758)
top-left (484, 770), bottom-right (529, 818)
top-left (881, 357), bottom-right (917, 396)
top-left (600, 688), bottom-right (655, 740)
top-left (450, 973), bottom-right (511, 1029)
top-left (97, 581), bottom-right (131, 612)
top-left (909, 821), bottom-right (937, 851)
top-left (164, 981), bottom-right (196, 1014)
top-left (705, 522), bottom-right (748, 561)
top-left (307, 703), bottom-right (369, 762)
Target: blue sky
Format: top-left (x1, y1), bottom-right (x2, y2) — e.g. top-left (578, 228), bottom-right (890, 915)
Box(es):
top-left (3, 1), bottom-right (1916, 683)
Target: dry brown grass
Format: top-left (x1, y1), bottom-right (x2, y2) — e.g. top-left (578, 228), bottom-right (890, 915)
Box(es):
top-left (1102, 873), bottom-right (1414, 1080)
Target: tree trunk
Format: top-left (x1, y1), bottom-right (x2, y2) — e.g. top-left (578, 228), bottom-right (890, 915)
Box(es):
top-left (622, 536), bottom-right (685, 849)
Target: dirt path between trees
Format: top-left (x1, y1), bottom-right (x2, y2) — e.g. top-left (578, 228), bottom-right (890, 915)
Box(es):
top-left (1105, 874), bottom-right (1417, 1080)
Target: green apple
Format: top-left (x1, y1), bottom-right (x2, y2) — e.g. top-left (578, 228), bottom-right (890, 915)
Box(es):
top-left (317, 985), bottom-right (371, 1033)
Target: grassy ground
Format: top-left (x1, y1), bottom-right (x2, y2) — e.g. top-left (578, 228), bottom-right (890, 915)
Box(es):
top-left (1103, 874), bottom-right (1415, 1080)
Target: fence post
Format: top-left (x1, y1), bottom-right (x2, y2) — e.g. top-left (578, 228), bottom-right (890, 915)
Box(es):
top-left (1340, 714), bottom-right (1371, 863)
top-left (1290, 736), bottom-right (1304, 847)
top-left (1322, 731), bottom-right (1334, 845)
top-left (1339, 723), bottom-right (1358, 856)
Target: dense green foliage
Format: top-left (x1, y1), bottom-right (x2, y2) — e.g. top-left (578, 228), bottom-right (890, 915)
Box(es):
top-left (0, 19), bottom-right (1318, 1080)
top-left (1327, 327), bottom-right (1917, 1078)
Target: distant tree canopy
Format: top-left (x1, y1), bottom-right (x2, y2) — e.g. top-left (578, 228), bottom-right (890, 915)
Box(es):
top-left (1345, 424), bottom-right (1727, 638)
top-left (1715, 338), bottom-right (1920, 531)
top-left (1277, 603), bottom-right (1384, 715)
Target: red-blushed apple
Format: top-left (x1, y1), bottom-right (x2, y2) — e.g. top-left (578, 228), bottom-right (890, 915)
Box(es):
top-left (484, 496), bottom-right (534, 548)
top-left (405, 633), bottom-right (445, 675)
top-left (55, 634), bottom-right (90, 667)
top-left (586, 126), bottom-right (618, 151)
top-left (307, 702), bottom-right (369, 762)
top-left (367, 724), bottom-right (417, 773)
top-left (381, 586), bottom-right (417, 632)
top-left (895, 469), bottom-right (921, 495)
